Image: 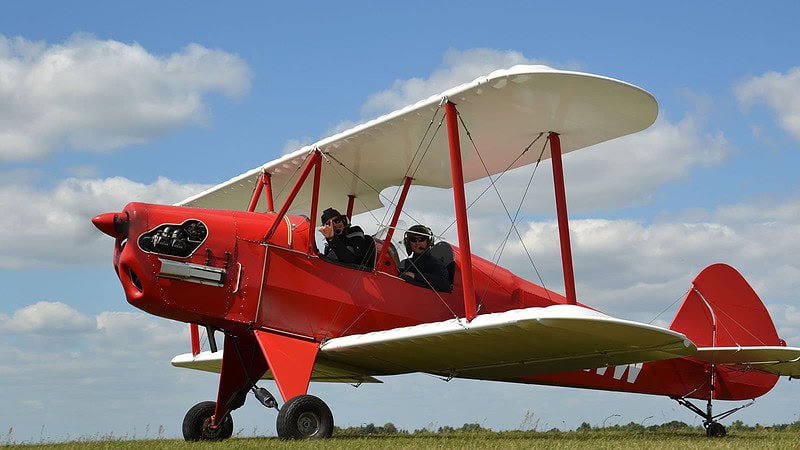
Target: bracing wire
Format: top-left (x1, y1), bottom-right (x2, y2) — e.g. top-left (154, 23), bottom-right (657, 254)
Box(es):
top-left (648, 289), bottom-right (690, 325)
top-left (269, 149), bottom-right (316, 204)
top-left (440, 108), bottom-right (553, 304)
top-left (377, 102), bottom-right (445, 229)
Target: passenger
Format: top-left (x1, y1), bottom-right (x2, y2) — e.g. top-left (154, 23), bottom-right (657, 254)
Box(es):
top-left (399, 224), bottom-right (450, 292)
top-left (318, 208), bottom-right (371, 266)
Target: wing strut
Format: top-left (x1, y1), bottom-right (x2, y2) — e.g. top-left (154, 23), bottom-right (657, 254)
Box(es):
top-left (445, 101), bottom-right (477, 321)
top-left (308, 152), bottom-right (323, 254)
top-left (264, 172), bottom-right (275, 213)
top-left (346, 194), bottom-right (355, 221)
top-left (375, 176), bottom-right (413, 270)
top-left (549, 132), bottom-right (577, 305)
top-left (190, 323), bottom-right (200, 356)
top-left (264, 150), bottom-right (322, 245)
top-left (247, 171), bottom-right (267, 212)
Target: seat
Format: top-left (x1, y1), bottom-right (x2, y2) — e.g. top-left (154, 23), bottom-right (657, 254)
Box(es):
top-left (428, 241), bottom-right (455, 287)
top-left (318, 234), bottom-right (376, 272)
top-left (372, 237), bottom-right (400, 275)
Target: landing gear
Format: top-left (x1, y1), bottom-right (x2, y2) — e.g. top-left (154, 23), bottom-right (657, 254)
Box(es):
top-left (276, 394), bottom-right (334, 439)
top-left (182, 401), bottom-right (234, 441)
top-left (706, 421), bottom-right (726, 437)
top-left (674, 396), bottom-right (752, 438)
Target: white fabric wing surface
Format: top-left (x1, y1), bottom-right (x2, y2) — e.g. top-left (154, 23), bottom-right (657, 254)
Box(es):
top-left (693, 346), bottom-right (800, 377)
top-left (178, 65), bottom-right (657, 216)
top-left (317, 304), bottom-right (695, 379)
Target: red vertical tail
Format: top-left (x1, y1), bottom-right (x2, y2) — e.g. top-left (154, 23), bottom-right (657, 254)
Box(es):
top-left (669, 263), bottom-right (781, 347)
top-left (669, 263), bottom-right (781, 400)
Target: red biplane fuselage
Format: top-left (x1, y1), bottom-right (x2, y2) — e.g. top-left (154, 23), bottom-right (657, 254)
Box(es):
top-left (93, 66), bottom-right (796, 440)
top-left (95, 202), bottom-right (565, 340)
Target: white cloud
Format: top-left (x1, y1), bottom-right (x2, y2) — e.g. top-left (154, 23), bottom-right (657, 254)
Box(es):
top-left (371, 111), bottom-right (732, 220)
top-left (0, 301), bottom-right (93, 333)
top-left (0, 174), bottom-right (210, 268)
top-left (281, 137), bottom-right (313, 155)
top-left (735, 66), bottom-right (800, 142)
top-left (94, 311), bottom-right (187, 357)
top-left (0, 33), bottom-right (251, 161)
top-left (361, 48), bottom-right (552, 116)
top-left (560, 116), bottom-right (730, 211)
top-left (0, 303), bottom-right (208, 441)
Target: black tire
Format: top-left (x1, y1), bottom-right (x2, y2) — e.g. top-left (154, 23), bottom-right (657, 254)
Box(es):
top-left (182, 401), bottom-right (234, 441)
top-left (276, 395), bottom-right (334, 439)
top-left (706, 421), bottom-right (726, 437)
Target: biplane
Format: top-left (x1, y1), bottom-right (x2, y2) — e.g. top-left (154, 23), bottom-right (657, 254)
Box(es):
top-left (92, 65), bottom-right (800, 439)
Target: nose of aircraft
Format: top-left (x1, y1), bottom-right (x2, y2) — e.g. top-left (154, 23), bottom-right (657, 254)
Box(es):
top-left (92, 212), bottom-right (127, 238)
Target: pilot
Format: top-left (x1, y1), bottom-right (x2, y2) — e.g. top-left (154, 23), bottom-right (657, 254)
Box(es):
top-left (399, 224), bottom-right (450, 292)
top-left (318, 208), bottom-right (372, 267)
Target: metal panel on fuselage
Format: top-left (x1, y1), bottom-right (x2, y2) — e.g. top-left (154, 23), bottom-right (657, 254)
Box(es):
top-left (119, 203), bottom-right (239, 327)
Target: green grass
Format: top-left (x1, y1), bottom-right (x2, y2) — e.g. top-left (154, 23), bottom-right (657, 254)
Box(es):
top-left (6, 430), bottom-right (800, 450)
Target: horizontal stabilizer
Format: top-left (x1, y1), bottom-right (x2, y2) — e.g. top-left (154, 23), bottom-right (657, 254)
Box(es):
top-left (694, 346), bottom-right (800, 377)
top-left (319, 305), bottom-right (696, 379)
top-left (170, 351), bottom-right (382, 384)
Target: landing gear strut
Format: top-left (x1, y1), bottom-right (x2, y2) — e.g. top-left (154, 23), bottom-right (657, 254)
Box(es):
top-left (673, 396), bottom-right (754, 437)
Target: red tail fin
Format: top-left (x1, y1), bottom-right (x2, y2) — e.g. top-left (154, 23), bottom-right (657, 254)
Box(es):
top-left (669, 263), bottom-right (781, 347)
top-left (669, 263), bottom-right (780, 400)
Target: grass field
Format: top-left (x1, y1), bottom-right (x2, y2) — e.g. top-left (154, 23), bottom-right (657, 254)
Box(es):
top-left (6, 429), bottom-right (800, 449)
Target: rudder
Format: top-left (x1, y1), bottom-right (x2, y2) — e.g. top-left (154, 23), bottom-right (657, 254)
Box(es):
top-left (669, 263), bottom-right (781, 347)
top-left (669, 263), bottom-right (781, 400)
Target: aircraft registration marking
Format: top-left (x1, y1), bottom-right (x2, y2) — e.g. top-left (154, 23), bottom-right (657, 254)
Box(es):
top-left (587, 363), bottom-right (642, 384)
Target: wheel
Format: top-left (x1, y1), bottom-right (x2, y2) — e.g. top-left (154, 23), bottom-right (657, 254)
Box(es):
top-left (706, 421), bottom-right (726, 437)
top-left (182, 401), bottom-right (234, 441)
top-left (276, 395), bottom-right (334, 439)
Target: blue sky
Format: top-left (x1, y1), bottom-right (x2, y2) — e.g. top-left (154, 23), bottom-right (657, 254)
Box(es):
top-left (2, 1), bottom-right (800, 442)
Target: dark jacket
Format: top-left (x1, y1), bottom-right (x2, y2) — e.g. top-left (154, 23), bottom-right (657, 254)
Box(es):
top-left (323, 225), bottom-right (373, 267)
top-left (400, 251), bottom-right (451, 292)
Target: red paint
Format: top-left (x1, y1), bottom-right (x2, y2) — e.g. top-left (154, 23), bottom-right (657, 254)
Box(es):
top-left (445, 101), bottom-right (477, 321)
top-left (95, 199), bottom-right (780, 421)
top-left (264, 151), bottom-right (321, 242)
top-left (247, 172), bottom-right (266, 212)
top-left (346, 195), bottom-right (355, 221)
top-left (190, 324), bottom-right (200, 356)
top-left (549, 132), bottom-right (577, 305)
top-left (374, 176), bottom-right (413, 271)
top-left (308, 155), bottom-right (322, 254)
top-left (264, 172), bottom-right (275, 213)
top-left (254, 330), bottom-right (319, 402)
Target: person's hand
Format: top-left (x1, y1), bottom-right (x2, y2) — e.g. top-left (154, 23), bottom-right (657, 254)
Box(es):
top-left (318, 224), bottom-right (334, 239)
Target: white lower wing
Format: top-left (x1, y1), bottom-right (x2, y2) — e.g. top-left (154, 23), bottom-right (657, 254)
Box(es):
top-left (171, 305), bottom-right (696, 382)
top-left (319, 305), bottom-right (696, 379)
top-left (170, 350), bottom-right (382, 384)
top-left (693, 346), bottom-right (800, 377)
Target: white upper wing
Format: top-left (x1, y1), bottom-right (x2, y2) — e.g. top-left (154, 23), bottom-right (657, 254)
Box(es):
top-left (178, 65), bottom-right (657, 215)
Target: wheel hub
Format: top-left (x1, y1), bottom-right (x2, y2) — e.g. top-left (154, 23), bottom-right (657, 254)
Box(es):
top-left (297, 411), bottom-right (320, 436)
top-left (202, 417), bottom-right (225, 438)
